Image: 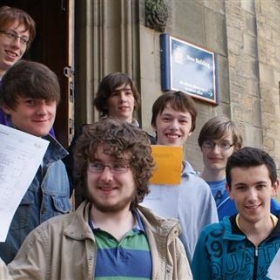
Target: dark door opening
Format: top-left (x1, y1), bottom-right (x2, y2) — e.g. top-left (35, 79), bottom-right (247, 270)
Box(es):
top-left (0, 0), bottom-right (74, 148)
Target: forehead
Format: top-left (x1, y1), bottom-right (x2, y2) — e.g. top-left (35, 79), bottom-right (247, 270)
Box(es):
top-left (212, 132), bottom-right (233, 141)
top-left (93, 144), bottom-right (129, 160)
top-left (230, 165), bottom-right (270, 185)
top-left (159, 103), bottom-right (191, 117)
top-left (113, 83), bottom-right (131, 91)
top-left (4, 21), bottom-right (29, 34)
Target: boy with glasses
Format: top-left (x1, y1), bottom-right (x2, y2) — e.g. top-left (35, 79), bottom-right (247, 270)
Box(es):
top-left (0, 119), bottom-right (192, 279)
top-left (0, 6), bottom-right (55, 137)
top-left (198, 115), bottom-right (280, 220)
top-left (64, 72), bottom-right (156, 201)
top-left (0, 6), bottom-right (35, 78)
top-left (0, 6), bottom-right (35, 124)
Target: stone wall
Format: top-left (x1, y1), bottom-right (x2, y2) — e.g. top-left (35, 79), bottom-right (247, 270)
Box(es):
top-left (75, 0), bottom-right (280, 179)
top-left (225, 0), bottom-right (280, 176)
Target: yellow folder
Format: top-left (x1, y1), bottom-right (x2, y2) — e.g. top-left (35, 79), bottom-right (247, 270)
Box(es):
top-left (150, 145), bottom-right (183, 185)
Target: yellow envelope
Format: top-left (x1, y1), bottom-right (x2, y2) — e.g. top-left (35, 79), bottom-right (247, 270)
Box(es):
top-left (150, 145), bottom-right (183, 185)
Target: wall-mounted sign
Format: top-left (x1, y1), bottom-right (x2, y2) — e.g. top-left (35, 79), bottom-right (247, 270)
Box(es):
top-left (160, 34), bottom-right (218, 104)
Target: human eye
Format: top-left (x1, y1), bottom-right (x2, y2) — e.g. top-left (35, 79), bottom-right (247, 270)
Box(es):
top-left (125, 89), bottom-right (133, 96)
top-left (110, 91), bottom-right (119, 97)
top-left (203, 140), bottom-right (213, 148)
top-left (5, 31), bottom-right (15, 39)
top-left (20, 36), bottom-right (29, 44)
top-left (24, 98), bottom-right (35, 106)
top-left (111, 162), bottom-right (127, 173)
top-left (179, 118), bottom-right (188, 124)
top-left (236, 185), bottom-right (246, 191)
top-left (88, 162), bottom-right (104, 172)
top-left (45, 99), bottom-right (56, 106)
top-left (220, 141), bottom-right (230, 149)
top-left (256, 184), bottom-right (266, 190)
top-left (161, 115), bottom-right (171, 122)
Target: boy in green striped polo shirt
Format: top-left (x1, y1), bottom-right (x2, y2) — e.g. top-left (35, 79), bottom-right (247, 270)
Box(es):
top-left (0, 118), bottom-right (192, 279)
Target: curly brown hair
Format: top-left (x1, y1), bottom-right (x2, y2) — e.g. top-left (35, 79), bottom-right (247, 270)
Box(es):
top-left (74, 118), bottom-right (155, 209)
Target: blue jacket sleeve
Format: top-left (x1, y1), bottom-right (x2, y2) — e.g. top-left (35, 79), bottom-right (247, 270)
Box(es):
top-left (191, 230), bottom-right (212, 280)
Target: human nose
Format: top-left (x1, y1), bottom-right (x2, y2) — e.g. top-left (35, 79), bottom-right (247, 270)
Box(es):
top-left (36, 102), bottom-right (48, 115)
top-left (170, 119), bottom-right (179, 130)
top-left (212, 143), bottom-right (220, 152)
top-left (119, 91), bottom-right (127, 101)
top-left (247, 188), bottom-right (258, 202)
top-left (99, 166), bottom-right (113, 181)
top-left (11, 37), bottom-right (21, 47)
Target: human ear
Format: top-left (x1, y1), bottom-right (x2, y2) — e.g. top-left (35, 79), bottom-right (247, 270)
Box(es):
top-left (1, 104), bottom-right (12, 115)
top-left (226, 183), bottom-right (234, 200)
top-left (272, 179), bottom-right (279, 197)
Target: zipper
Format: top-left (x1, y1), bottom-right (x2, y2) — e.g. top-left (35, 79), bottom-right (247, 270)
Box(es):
top-left (253, 247), bottom-right (258, 280)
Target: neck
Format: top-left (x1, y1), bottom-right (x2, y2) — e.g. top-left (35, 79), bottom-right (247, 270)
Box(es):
top-left (200, 168), bottom-right (225, 182)
top-left (236, 213), bottom-right (276, 246)
top-left (109, 115), bottom-right (133, 124)
top-left (90, 205), bottom-right (135, 241)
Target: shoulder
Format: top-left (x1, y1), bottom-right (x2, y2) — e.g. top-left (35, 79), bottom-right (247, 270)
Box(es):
top-left (137, 205), bottom-right (181, 235)
top-left (271, 198), bottom-right (280, 215)
top-left (197, 220), bottom-right (227, 244)
top-left (32, 212), bottom-right (76, 238)
top-left (181, 170), bottom-right (212, 193)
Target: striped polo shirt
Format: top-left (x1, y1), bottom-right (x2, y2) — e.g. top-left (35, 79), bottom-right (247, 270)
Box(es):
top-left (89, 209), bottom-right (152, 280)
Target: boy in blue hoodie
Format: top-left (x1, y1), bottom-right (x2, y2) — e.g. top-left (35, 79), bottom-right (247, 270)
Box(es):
top-left (192, 147), bottom-right (280, 279)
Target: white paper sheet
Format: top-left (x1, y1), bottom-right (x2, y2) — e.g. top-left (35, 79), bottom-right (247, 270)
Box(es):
top-left (141, 184), bottom-right (179, 218)
top-left (267, 248), bottom-right (280, 279)
top-left (0, 125), bottom-right (49, 242)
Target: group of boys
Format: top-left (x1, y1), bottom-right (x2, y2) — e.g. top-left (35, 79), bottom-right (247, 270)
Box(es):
top-left (0, 5), bottom-right (280, 280)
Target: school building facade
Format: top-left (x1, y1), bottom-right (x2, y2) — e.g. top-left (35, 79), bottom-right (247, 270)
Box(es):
top-left (75, 0), bottom-right (280, 174)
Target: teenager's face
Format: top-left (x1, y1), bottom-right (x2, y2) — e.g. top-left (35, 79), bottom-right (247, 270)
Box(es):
top-left (201, 132), bottom-right (235, 173)
top-left (0, 21), bottom-right (29, 77)
top-left (3, 97), bottom-right (56, 137)
top-left (107, 83), bottom-right (135, 123)
top-left (227, 165), bottom-right (278, 225)
top-left (153, 103), bottom-right (193, 146)
top-left (87, 145), bottom-right (136, 214)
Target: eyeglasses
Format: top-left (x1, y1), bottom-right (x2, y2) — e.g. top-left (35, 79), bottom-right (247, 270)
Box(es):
top-left (202, 140), bottom-right (235, 151)
top-left (88, 161), bottom-right (130, 174)
top-left (0, 30), bottom-right (30, 46)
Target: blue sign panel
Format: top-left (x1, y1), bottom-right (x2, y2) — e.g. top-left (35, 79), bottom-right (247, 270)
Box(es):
top-left (160, 34), bottom-right (218, 104)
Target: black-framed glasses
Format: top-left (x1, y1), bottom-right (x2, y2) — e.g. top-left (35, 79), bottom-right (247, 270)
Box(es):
top-left (202, 140), bottom-right (235, 151)
top-left (88, 161), bottom-right (130, 174)
top-left (0, 30), bottom-right (30, 46)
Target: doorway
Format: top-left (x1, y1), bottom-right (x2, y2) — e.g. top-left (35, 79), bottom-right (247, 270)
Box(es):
top-left (0, 0), bottom-right (75, 148)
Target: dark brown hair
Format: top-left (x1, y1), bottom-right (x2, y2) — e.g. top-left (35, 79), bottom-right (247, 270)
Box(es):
top-left (0, 60), bottom-right (60, 109)
top-left (226, 147), bottom-right (277, 189)
top-left (93, 72), bottom-right (141, 116)
top-left (74, 118), bottom-right (155, 209)
top-left (151, 91), bottom-right (197, 132)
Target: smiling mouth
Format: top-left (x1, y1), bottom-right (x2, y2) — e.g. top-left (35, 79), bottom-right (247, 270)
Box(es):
top-left (99, 186), bottom-right (116, 191)
top-left (166, 134), bottom-right (181, 139)
top-left (209, 158), bottom-right (222, 161)
top-left (33, 120), bottom-right (49, 123)
top-left (245, 204), bottom-right (261, 210)
top-left (119, 106), bottom-right (129, 110)
top-left (5, 50), bottom-right (18, 58)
